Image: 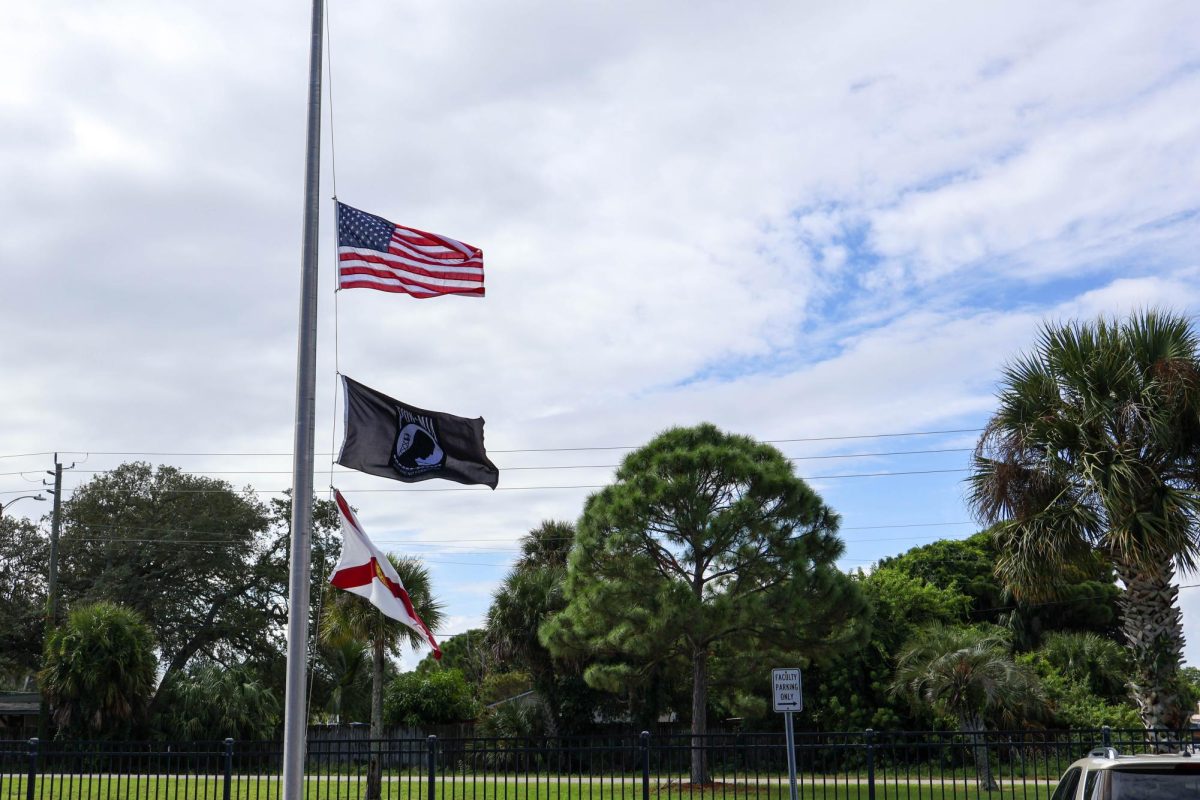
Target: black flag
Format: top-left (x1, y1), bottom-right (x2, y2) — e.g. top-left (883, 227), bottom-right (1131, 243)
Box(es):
top-left (338, 376), bottom-right (499, 489)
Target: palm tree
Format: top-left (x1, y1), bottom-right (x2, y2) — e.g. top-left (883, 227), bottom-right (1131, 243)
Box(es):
top-left (487, 521), bottom-right (573, 670)
top-left (511, 520), bottom-right (574, 572)
top-left (39, 602), bottom-right (158, 739)
top-left (321, 555), bottom-right (443, 800)
top-left (968, 310), bottom-right (1200, 731)
top-left (486, 521), bottom-right (574, 734)
top-left (892, 625), bottom-right (1045, 791)
top-left (155, 662), bottom-right (280, 740)
top-left (318, 638), bottom-right (371, 724)
top-left (1038, 631), bottom-right (1130, 702)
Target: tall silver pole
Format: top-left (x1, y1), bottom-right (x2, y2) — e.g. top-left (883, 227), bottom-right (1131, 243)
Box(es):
top-left (282, 0), bottom-right (324, 794)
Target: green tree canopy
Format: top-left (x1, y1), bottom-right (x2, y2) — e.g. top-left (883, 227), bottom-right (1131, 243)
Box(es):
top-left (479, 671), bottom-right (533, 705)
top-left (383, 669), bottom-right (479, 727)
top-left (39, 602), bottom-right (157, 739)
top-left (486, 520), bottom-right (612, 735)
top-left (876, 534), bottom-right (1003, 616)
top-left (57, 465), bottom-right (342, 704)
top-left (968, 310), bottom-right (1200, 730)
top-left (799, 566), bottom-right (970, 732)
top-left (878, 532), bottom-right (1121, 648)
top-left (1037, 631), bottom-right (1130, 702)
top-left (1021, 632), bottom-right (1139, 729)
top-left (311, 637), bottom-right (377, 725)
top-left (542, 424), bottom-right (867, 782)
top-left (892, 624), bottom-right (1046, 790)
top-left (416, 628), bottom-right (491, 687)
top-left (0, 514), bottom-right (48, 687)
top-left (486, 520), bottom-right (574, 678)
top-left (58, 463), bottom-right (272, 685)
top-left (152, 661), bottom-right (281, 740)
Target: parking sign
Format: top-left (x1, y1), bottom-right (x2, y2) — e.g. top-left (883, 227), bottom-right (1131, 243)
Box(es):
top-left (772, 668), bottom-right (803, 713)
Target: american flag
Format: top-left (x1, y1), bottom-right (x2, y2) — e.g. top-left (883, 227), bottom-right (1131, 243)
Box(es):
top-left (336, 201), bottom-right (484, 298)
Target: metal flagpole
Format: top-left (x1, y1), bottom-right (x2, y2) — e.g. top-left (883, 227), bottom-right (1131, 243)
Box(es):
top-left (282, 0), bottom-right (324, 794)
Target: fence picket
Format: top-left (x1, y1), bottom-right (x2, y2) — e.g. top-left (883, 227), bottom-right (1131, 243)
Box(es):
top-left (0, 727), bottom-right (1194, 799)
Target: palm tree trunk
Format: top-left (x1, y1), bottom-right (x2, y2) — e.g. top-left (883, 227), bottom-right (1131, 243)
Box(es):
top-left (538, 691), bottom-right (559, 738)
top-left (367, 622), bottom-right (384, 800)
top-left (1113, 558), bottom-right (1188, 732)
top-left (959, 714), bottom-right (996, 792)
top-left (690, 646), bottom-right (708, 786)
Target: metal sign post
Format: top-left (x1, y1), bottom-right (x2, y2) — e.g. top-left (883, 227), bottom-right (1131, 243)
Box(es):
top-left (772, 668), bottom-right (803, 800)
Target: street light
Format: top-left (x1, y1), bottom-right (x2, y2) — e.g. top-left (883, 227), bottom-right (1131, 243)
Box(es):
top-left (0, 494), bottom-right (46, 517)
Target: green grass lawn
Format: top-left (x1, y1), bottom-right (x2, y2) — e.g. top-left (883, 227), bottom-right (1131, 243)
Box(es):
top-left (1, 775), bottom-right (1062, 800)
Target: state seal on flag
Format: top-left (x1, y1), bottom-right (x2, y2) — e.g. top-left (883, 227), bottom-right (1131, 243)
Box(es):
top-left (392, 408), bottom-right (446, 477)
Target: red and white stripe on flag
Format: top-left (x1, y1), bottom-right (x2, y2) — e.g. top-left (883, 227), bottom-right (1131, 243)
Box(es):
top-left (329, 489), bottom-right (441, 658)
top-left (339, 224), bottom-right (484, 298)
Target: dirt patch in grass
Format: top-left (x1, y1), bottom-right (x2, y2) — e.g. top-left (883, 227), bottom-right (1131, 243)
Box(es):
top-left (656, 782), bottom-right (757, 793)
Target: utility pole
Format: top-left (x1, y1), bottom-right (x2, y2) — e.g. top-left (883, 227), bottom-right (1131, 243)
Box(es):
top-left (38, 453), bottom-right (70, 739)
top-left (46, 455), bottom-right (64, 628)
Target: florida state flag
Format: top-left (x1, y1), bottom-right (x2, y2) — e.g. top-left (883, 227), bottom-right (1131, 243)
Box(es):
top-left (329, 489), bottom-right (441, 658)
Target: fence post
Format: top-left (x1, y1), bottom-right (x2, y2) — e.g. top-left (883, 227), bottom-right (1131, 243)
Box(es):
top-left (223, 738), bottom-right (234, 800)
top-left (1102, 726), bottom-right (1111, 749)
top-left (25, 738), bottom-right (38, 800)
top-left (24, 738), bottom-right (39, 800)
top-left (640, 731), bottom-right (651, 800)
top-left (427, 735), bottom-right (438, 800)
top-left (864, 729), bottom-right (875, 800)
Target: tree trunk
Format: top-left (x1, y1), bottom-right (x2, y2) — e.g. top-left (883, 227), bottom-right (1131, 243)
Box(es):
top-left (367, 625), bottom-right (385, 800)
top-left (960, 714), bottom-right (996, 792)
top-left (690, 646), bottom-right (708, 786)
top-left (538, 691), bottom-right (559, 738)
top-left (1113, 557), bottom-right (1188, 734)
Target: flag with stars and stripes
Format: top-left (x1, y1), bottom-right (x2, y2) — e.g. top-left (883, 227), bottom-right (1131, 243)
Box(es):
top-left (336, 201), bottom-right (484, 298)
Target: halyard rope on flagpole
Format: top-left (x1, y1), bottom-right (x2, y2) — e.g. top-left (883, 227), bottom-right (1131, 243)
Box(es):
top-left (309, 0), bottom-right (341, 729)
top-left (306, 540), bottom-right (328, 724)
top-left (326, 0), bottom-right (341, 493)
top-left (324, 0), bottom-right (338, 198)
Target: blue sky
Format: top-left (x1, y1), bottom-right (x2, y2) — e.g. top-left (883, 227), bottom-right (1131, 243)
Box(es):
top-left (2, 0), bottom-right (1199, 671)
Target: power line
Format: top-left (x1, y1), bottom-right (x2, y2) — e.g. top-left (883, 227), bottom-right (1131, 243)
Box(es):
top-left (843, 521), bottom-right (974, 531)
top-left (0, 467), bottom-right (970, 497)
top-left (0, 428), bottom-right (984, 462)
top-left (58, 518), bottom-right (978, 542)
top-left (0, 447), bottom-right (975, 480)
top-left (487, 429), bottom-right (983, 452)
top-left (59, 530), bottom-right (969, 552)
top-left (339, 468), bottom-right (968, 492)
top-left (0, 452), bottom-right (59, 462)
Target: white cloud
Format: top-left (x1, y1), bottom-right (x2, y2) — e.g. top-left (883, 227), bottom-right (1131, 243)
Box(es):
top-left (870, 75), bottom-right (1200, 283)
top-left (3, 0), bottom-right (1200, 668)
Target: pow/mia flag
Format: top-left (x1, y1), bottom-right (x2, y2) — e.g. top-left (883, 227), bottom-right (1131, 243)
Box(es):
top-left (338, 376), bottom-right (499, 489)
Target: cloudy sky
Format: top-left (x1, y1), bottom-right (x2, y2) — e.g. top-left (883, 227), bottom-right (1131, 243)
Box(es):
top-left (3, 0), bottom-right (1199, 669)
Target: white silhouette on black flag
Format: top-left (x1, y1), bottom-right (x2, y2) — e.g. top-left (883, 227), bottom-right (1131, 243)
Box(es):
top-left (338, 375), bottom-right (499, 489)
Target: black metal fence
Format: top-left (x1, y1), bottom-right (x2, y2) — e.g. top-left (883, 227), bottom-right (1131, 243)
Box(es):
top-left (0, 727), bottom-right (1192, 800)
